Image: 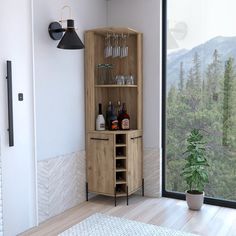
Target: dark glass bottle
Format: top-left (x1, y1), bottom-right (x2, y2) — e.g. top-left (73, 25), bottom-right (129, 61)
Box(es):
top-left (116, 100), bottom-right (122, 117)
top-left (106, 101), bottom-right (112, 129)
top-left (109, 105), bottom-right (119, 130)
top-left (118, 103), bottom-right (130, 130)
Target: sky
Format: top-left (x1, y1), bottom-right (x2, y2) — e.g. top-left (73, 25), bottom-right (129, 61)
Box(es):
top-left (167, 0), bottom-right (236, 51)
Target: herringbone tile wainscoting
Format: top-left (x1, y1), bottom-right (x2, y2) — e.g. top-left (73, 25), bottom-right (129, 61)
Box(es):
top-left (37, 148), bottom-right (161, 223)
top-left (37, 151), bottom-right (86, 223)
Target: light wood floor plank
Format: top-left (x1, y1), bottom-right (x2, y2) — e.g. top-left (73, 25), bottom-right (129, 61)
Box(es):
top-left (201, 207), bottom-right (236, 236)
top-left (20, 196), bottom-right (236, 236)
top-left (181, 204), bottom-right (220, 236)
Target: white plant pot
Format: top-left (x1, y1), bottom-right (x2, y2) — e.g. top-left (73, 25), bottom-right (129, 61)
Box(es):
top-left (185, 190), bottom-right (204, 210)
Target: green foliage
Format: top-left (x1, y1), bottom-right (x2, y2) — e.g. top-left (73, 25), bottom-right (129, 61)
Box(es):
top-left (181, 129), bottom-right (209, 192)
top-left (222, 58), bottom-right (236, 148)
top-left (166, 49), bottom-right (236, 200)
top-left (178, 61), bottom-right (185, 92)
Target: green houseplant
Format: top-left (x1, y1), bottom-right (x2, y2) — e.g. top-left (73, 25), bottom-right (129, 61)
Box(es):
top-left (181, 129), bottom-right (209, 210)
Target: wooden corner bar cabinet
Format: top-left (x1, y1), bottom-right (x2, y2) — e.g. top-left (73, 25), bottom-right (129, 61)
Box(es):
top-left (85, 27), bottom-right (143, 206)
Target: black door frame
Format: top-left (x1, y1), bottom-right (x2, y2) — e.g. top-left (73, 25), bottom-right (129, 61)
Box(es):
top-left (161, 0), bottom-right (236, 209)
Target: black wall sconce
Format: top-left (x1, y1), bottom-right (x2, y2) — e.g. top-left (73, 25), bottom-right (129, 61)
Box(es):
top-left (48, 6), bottom-right (84, 50)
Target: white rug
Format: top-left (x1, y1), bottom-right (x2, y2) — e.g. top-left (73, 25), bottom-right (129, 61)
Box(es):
top-left (58, 213), bottom-right (199, 236)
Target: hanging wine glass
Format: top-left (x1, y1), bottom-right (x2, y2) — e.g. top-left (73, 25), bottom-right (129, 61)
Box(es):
top-left (120, 34), bottom-right (128, 58)
top-left (104, 34), bottom-right (112, 58)
top-left (112, 34), bottom-right (120, 58)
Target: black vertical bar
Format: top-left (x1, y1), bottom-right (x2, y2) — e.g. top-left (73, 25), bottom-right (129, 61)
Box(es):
top-left (114, 187), bottom-right (117, 207)
top-left (86, 182), bottom-right (88, 201)
top-left (162, 0), bottom-right (167, 197)
top-left (126, 186), bottom-right (129, 206)
top-left (6, 61), bottom-right (14, 147)
top-left (142, 178), bottom-right (144, 196)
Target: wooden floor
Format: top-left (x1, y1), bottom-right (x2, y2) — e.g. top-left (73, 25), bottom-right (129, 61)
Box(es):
top-left (21, 196), bottom-right (236, 236)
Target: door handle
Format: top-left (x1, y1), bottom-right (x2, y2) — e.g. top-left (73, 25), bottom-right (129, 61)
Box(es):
top-left (90, 137), bottom-right (109, 141)
top-left (131, 136), bottom-right (142, 140)
top-left (6, 61), bottom-right (14, 147)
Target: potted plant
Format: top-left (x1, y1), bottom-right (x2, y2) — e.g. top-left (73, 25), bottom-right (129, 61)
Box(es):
top-left (181, 129), bottom-right (209, 210)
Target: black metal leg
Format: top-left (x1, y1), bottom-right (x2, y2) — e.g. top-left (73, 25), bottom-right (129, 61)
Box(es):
top-left (86, 182), bottom-right (88, 201)
top-left (142, 178), bottom-right (144, 197)
top-left (126, 186), bottom-right (129, 206)
top-left (114, 187), bottom-right (117, 207)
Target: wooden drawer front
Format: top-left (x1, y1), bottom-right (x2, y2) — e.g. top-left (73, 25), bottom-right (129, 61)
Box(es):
top-left (87, 133), bottom-right (114, 195)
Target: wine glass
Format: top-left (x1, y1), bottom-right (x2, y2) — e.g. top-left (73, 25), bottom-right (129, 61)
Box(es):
top-left (104, 34), bottom-right (112, 58)
top-left (112, 34), bottom-right (120, 58)
top-left (120, 34), bottom-right (128, 58)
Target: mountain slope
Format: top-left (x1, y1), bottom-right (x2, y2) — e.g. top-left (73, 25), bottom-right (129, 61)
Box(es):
top-left (167, 36), bottom-right (236, 88)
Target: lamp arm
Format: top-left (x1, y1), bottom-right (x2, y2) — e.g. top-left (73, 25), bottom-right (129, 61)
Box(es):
top-left (50, 28), bottom-right (66, 33)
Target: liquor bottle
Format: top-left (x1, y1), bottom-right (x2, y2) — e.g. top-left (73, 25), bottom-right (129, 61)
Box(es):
top-left (109, 104), bottom-right (119, 130)
top-left (118, 103), bottom-right (130, 130)
top-left (116, 100), bottom-right (122, 117)
top-left (106, 101), bottom-right (112, 129)
top-left (96, 103), bottom-right (105, 131)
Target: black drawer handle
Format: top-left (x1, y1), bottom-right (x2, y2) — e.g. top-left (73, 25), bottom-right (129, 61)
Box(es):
top-left (91, 138), bottom-right (109, 141)
top-left (131, 136), bottom-right (142, 140)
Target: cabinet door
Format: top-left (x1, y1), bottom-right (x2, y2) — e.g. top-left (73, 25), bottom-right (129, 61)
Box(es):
top-left (128, 131), bottom-right (143, 193)
top-left (87, 133), bottom-right (114, 195)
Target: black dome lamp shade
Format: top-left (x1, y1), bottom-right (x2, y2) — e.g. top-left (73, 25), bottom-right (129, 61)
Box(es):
top-left (57, 19), bottom-right (84, 49)
top-left (48, 19), bottom-right (84, 50)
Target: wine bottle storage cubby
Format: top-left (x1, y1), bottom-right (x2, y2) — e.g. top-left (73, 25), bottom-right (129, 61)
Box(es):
top-left (116, 146), bottom-right (126, 157)
top-left (116, 159), bottom-right (126, 170)
top-left (116, 134), bottom-right (126, 145)
top-left (116, 184), bottom-right (126, 195)
top-left (116, 171), bottom-right (126, 183)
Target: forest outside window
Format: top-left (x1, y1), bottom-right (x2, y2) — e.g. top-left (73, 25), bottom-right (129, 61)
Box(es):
top-left (163, 0), bottom-right (236, 206)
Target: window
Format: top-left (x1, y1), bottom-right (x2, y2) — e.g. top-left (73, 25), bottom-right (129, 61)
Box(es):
top-left (162, 0), bottom-right (236, 207)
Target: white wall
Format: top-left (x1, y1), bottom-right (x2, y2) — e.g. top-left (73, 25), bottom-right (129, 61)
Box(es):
top-left (0, 0), bottom-right (37, 234)
top-left (108, 0), bottom-right (162, 150)
top-left (33, 0), bottom-right (107, 160)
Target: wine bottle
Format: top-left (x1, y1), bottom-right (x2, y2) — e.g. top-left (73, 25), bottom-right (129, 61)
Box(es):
top-left (118, 103), bottom-right (130, 130)
top-left (106, 101), bottom-right (112, 130)
top-left (116, 100), bottom-right (122, 117)
top-left (96, 103), bottom-right (105, 131)
top-left (109, 104), bottom-right (119, 130)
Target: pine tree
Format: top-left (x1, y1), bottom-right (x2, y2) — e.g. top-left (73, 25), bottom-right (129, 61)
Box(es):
top-left (178, 61), bottom-right (184, 92)
top-left (222, 57), bottom-right (235, 146)
top-left (168, 85), bottom-right (177, 104)
top-left (205, 49), bottom-right (222, 104)
top-left (185, 53), bottom-right (202, 113)
top-left (186, 68), bottom-right (194, 90)
top-left (192, 52), bottom-right (201, 92)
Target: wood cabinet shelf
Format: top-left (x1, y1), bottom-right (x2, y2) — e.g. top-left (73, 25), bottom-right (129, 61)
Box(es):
top-left (115, 156), bottom-right (126, 160)
top-left (85, 27), bottom-right (143, 206)
top-left (116, 192), bottom-right (126, 197)
top-left (95, 85), bottom-right (138, 88)
top-left (116, 168), bottom-right (127, 172)
top-left (89, 130), bottom-right (141, 134)
top-left (116, 180), bottom-right (127, 184)
top-left (116, 144), bottom-right (126, 147)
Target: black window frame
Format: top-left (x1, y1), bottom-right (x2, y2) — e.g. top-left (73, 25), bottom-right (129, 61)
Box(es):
top-left (161, 0), bottom-right (236, 209)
